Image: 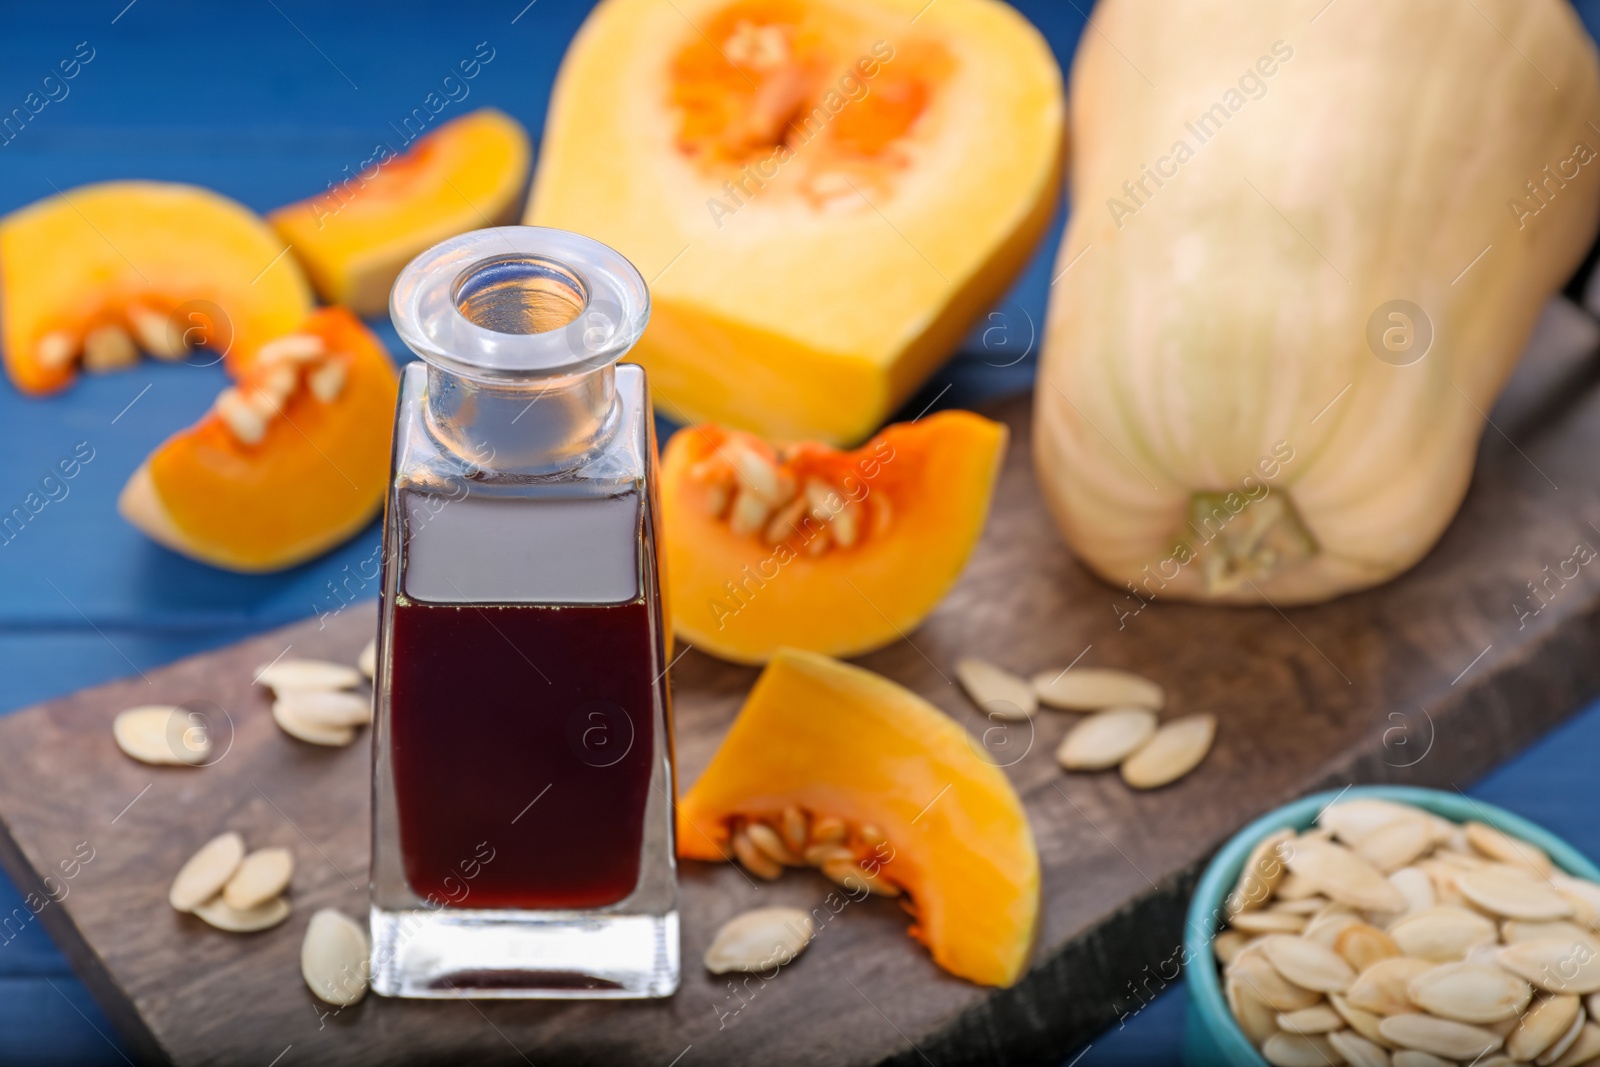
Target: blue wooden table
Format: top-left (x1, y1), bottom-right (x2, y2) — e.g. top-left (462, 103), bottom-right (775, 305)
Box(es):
top-left (2, 2), bottom-right (1597, 1063)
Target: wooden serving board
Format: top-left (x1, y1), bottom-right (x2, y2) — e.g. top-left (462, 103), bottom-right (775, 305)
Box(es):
top-left (6, 302), bottom-right (1600, 1066)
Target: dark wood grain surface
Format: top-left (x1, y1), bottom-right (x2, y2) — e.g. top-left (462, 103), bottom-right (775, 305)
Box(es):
top-left (3, 304), bottom-right (1600, 1066)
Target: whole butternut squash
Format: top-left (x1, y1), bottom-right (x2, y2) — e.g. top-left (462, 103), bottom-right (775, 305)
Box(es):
top-left (1036, 0), bottom-right (1600, 604)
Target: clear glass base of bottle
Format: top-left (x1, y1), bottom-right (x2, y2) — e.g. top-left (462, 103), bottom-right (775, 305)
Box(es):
top-left (369, 906), bottom-right (679, 999)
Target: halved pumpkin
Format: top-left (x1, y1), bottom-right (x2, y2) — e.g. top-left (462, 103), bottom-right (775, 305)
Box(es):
top-left (0, 181), bottom-right (313, 395)
top-left (528, 0), bottom-right (1064, 444)
top-left (661, 410), bottom-right (1006, 663)
top-left (270, 108), bottom-right (532, 316)
top-left (678, 649), bottom-right (1039, 986)
top-left (119, 307), bottom-right (399, 572)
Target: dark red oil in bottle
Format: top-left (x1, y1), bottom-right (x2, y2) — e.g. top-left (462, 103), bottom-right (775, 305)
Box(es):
top-left (387, 597), bottom-right (659, 910)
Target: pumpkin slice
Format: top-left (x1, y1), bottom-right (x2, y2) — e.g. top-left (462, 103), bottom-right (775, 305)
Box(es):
top-left (678, 649), bottom-right (1039, 986)
top-left (0, 181), bottom-right (313, 395)
top-left (270, 108), bottom-right (532, 316)
top-left (661, 410), bottom-right (1005, 664)
top-left (528, 0), bottom-right (1064, 444)
top-left (118, 307), bottom-right (399, 572)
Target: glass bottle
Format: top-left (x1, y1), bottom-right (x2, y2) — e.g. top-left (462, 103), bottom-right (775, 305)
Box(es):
top-left (369, 226), bottom-right (678, 999)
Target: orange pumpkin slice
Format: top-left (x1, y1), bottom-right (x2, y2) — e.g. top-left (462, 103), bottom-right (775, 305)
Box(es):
top-left (678, 649), bottom-right (1039, 986)
top-left (118, 307), bottom-right (398, 572)
top-left (661, 410), bottom-right (1006, 663)
top-left (269, 108), bottom-right (532, 316)
top-left (0, 181), bottom-right (313, 395)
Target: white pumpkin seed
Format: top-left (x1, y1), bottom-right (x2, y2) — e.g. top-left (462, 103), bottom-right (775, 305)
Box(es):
top-left (113, 705), bottom-right (210, 766)
top-left (1307, 909), bottom-right (1363, 948)
top-left (1285, 838), bottom-right (1409, 913)
top-left (1547, 1022), bottom-right (1600, 1067)
top-left (1390, 1053), bottom-right (1455, 1067)
top-left (1377, 1012), bottom-right (1503, 1059)
top-left (1406, 961), bottom-right (1532, 1023)
top-left (1466, 822), bottom-right (1554, 878)
top-left (1271, 896), bottom-right (1331, 916)
top-left (1327, 1028), bottom-right (1391, 1067)
top-left (1227, 976), bottom-right (1281, 1045)
top-left (1321, 799), bottom-right (1430, 847)
top-left (1389, 906), bottom-right (1499, 962)
top-left (1334, 922), bottom-right (1402, 973)
top-left (1276, 871), bottom-right (1324, 901)
top-left (1120, 713), bottom-right (1215, 789)
top-left (276, 690), bottom-right (372, 729)
top-left (192, 894), bottom-right (290, 933)
top-left (255, 658), bottom-right (362, 693)
top-left (1214, 928), bottom-right (1252, 966)
top-left (1056, 708), bottom-right (1157, 771)
top-left (1331, 991), bottom-right (1394, 1047)
top-left (1261, 1033), bottom-right (1338, 1067)
top-left (1499, 936), bottom-right (1600, 994)
top-left (301, 908), bottom-right (370, 1006)
top-left (1232, 910), bottom-right (1309, 935)
top-left (169, 831), bottom-right (245, 912)
top-left (1261, 934), bottom-right (1357, 992)
top-left (1551, 875), bottom-right (1600, 929)
top-left (1508, 994), bottom-right (1582, 1061)
top-left (272, 698), bottom-right (356, 747)
top-left (1357, 817), bottom-right (1436, 874)
top-left (956, 657), bottom-right (1036, 721)
top-left (704, 907), bottom-right (815, 974)
top-left (1390, 866), bottom-right (1437, 918)
top-left (222, 847), bottom-right (293, 911)
top-left (357, 638), bottom-right (376, 680)
top-left (1275, 1004), bottom-right (1343, 1034)
top-left (1540, 1010), bottom-right (1588, 1066)
top-left (1508, 921), bottom-right (1600, 946)
top-left (1229, 946), bottom-right (1324, 1012)
top-left (1347, 957), bottom-right (1436, 1015)
top-left (1031, 667), bottom-right (1163, 711)
top-left (1459, 866), bottom-right (1577, 921)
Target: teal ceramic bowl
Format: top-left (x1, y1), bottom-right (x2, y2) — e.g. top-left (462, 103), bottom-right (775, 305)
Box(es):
top-left (1181, 785), bottom-right (1600, 1067)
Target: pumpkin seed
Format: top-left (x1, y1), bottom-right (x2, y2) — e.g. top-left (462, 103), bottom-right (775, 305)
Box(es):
top-left (257, 333), bottom-right (325, 364)
top-left (1031, 667), bottom-right (1163, 711)
top-left (802, 843), bottom-right (855, 867)
top-left (1547, 1022), bottom-right (1600, 1067)
top-left (214, 388), bottom-right (267, 444)
top-left (255, 658), bottom-right (362, 693)
top-left (301, 908), bottom-right (369, 1006)
top-left (1276, 871), bottom-right (1323, 901)
top-left (730, 826), bottom-right (782, 881)
top-left (272, 699), bottom-right (356, 747)
top-left (1232, 910), bottom-right (1309, 935)
top-left (1433, 848), bottom-right (1487, 871)
top-left (1389, 906), bottom-right (1498, 962)
top-left (127, 305), bottom-right (182, 360)
top-left (1346, 957), bottom-right (1436, 1015)
top-left (1321, 799), bottom-right (1430, 847)
top-left (113, 705), bottom-right (210, 766)
top-left (1508, 921), bottom-right (1600, 946)
top-left (307, 359), bottom-right (346, 403)
top-left (745, 822), bottom-right (801, 867)
top-left (1507, 994), bottom-right (1581, 1061)
top-left (1457, 866), bottom-right (1576, 921)
top-left (1261, 1033), bottom-right (1338, 1066)
top-left (1306, 909), bottom-right (1363, 948)
top-left (1390, 867), bottom-right (1437, 918)
top-left (35, 331), bottom-right (77, 371)
top-left (357, 638), bottom-right (376, 680)
top-left (83, 323), bottom-right (139, 372)
top-left (1377, 1012), bottom-right (1503, 1059)
top-left (192, 894), bottom-right (291, 933)
top-left (276, 690), bottom-right (371, 729)
top-left (704, 907), bottom-right (814, 974)
top-left (1056, 708), bottom-right (1156, 771)
top-left (780, 806), bottom-right (808, 853)
top-left (222, 847), bottom-right (293, 911)
top-left (725, 441), bottom-right (785, 504)
top-left (1275, 1004), bottom-right (1342, 1034)
top-left (1229, 946), bottom-right (1324, 1012)
top-left (1499, 935), bottom-right (1600, 994)
top-left (169, 831), bottom-right (245, 912)
top-left (1357, 817), bottom-right (1436, 874)
top-left (1120, 713), bottom-right (1215, 789)
top-left (1285, 838), bottom-right (1409, 913)
top-left (1271, 896), bottom-right (1331, 916)
top-left (821, 856), bottom-right (899, 897)
top-left (955, 657), bottom-right (1036, 721)
top-left (1214, 928), bottom-right (1252, 966)
top-left (1334, 922), bottom-right (1402, 973)
top-left (1406, 961), bottom-right (1532, 1023)
top-left (1551, 875), bottom-right (1600, 929)
top-left (1466, 821), bottom-right (1554, 878)
top-left (1331, 991), bottom-right (1394, 1046)
top-left (1327, 1028), bottom-right (1390, 1067)
top-left (1261, 934), bottom-right (1357, 992)
top-left (1227, 976), bottom-right (1281, 1045)
top-left (1540, 1011), bottom-right (1589, 1066)
top-left (810, 815), bottom-right (847, 845)
top-left (1390, 1053), bottom-right (1455, 1067)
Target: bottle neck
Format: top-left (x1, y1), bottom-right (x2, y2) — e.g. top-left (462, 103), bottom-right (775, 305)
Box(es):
top-left (424, 363), bottom-right (618, 473)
